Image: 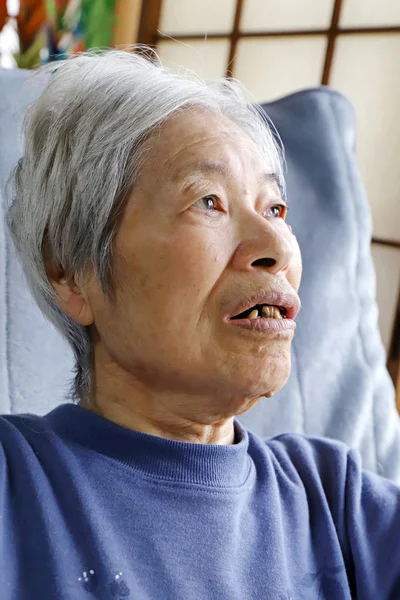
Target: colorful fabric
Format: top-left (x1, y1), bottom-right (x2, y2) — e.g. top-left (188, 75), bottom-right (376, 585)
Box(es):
top-left (10, 0), bottom-right (116, 68)
top-left (0, 0), bottom-right (8, 32)
top-left (16, 0), bottom-right (47, 52)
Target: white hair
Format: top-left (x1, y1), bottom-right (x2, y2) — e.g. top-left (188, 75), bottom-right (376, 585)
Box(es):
top-left (5, 47), bottom-right (285, 403)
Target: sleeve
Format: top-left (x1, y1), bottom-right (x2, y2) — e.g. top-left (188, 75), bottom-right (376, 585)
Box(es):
top-left (345, 448), bottom-right (400, 598)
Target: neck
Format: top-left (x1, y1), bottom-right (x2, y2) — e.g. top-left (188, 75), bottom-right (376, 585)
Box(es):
top-left (83, 344), bottom-right (249, 445)
top-left (79, 394), bottom-right (236, 445)
top-left (84, 342), bottom-right (243, 445)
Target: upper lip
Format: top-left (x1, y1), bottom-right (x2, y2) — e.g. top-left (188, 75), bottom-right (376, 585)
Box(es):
top-left (225, 288), bottom-right (301, 321)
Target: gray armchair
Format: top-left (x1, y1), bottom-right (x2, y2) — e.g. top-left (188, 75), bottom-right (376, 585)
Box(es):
top-left (1, 67), bottom-right (399, 481)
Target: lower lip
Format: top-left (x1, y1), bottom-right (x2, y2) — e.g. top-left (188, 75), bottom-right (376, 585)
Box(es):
top-left (225, 317), bottom-right (296, 334)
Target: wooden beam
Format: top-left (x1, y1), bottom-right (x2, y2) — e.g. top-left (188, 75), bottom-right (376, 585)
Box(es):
top-left (226, 0), bottom-right (244, 77)
top-left (372, 237), bottom-right (400, 250)
top-left (137, 0), bottom-right (163, 48)
top-left (321, 0), bottom-right (343, 85)
top-left (113, 0), bottom-right (143, 47)
top-left (340, 26), bottom-right (400, 35)
top-left (154, 25), bottom-right (400, 43)
top-left (396, 362), bottom-right (400, 414)
top-left (157, 30), bottom-right (325, 41)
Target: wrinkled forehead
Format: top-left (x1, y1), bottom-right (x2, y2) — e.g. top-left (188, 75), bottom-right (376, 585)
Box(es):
top-left (150, 108), bottom-right (276, 186)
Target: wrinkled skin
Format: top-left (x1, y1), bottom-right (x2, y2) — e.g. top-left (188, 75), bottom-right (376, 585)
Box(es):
top-left (52, 108), bottom-right (302, 445)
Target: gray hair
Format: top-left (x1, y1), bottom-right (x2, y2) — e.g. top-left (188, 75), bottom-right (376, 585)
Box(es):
top-left (5, 47), bottom-right (285, 403)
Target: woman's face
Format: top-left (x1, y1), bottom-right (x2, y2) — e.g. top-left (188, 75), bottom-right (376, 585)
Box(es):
top-left (85, 108), bottom-right (302, 420)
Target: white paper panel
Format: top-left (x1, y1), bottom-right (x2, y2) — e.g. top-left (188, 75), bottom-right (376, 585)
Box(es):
top-left (157, 39), bottom-right (231, 80)
top-left (330, 35), bottom-right (400, 242)
top-left (159, 0), bottom-right (236, 35)
top-left (371, 245), bottom-right (400, 352)
top-left (340, 0), bottom-right (400, 28)
top-left (234, 37), bottom-right (327, 102)
top-left (241, 0), bottom-right (334, 32)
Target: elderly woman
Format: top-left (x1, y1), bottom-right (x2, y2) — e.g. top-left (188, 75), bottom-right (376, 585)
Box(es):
top-left (3, 49), bottom-right (400, 599)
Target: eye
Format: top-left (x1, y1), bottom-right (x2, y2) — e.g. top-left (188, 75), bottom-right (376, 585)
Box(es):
top-left (264, 204), bottom-right (288, 220)
top-left (192, 195), bottom-right (219, 212)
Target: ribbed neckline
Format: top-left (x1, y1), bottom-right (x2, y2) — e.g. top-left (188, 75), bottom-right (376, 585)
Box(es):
top-left (46, 404), bottom-right (252, 488)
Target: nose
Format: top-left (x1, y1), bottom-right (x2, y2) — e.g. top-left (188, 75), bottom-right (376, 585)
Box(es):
top-left (232, 215), bottom-right (293, 275)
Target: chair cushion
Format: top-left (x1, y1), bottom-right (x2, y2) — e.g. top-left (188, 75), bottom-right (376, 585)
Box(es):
top-left (0, 68), bottom-right (73, 415)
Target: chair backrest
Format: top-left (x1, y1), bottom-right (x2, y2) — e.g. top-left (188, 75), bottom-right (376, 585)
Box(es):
top-left (1, 67), bottom-right (399, 481)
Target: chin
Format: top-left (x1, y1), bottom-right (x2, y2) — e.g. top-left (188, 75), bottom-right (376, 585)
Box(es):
top-left (257, 373), bottom-right (290, 399)
top-left (218, 361), bottom-right (291, 414)
top-left (238, 353), bottom-right (291, 391)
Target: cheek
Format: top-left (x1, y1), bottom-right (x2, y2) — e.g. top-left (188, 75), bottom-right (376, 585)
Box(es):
top-left (115, 230), bottom-right (227, 319)
top-left (155, 230), bottom-right (227, 289)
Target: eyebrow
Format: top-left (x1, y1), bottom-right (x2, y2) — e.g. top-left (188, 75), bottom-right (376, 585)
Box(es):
top-left (174, 160), bottom-right (283, 193)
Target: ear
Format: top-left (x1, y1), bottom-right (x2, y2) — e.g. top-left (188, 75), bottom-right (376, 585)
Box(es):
top-left (47, 262), bottom-right (94, 327)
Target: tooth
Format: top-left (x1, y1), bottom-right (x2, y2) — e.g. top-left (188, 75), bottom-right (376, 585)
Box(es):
top-left (248, 309), bottom-right (259, 320)
top-left (262, 305), bottom-right (283, 319)
top-left (262, 306), bottom-right (273, 318)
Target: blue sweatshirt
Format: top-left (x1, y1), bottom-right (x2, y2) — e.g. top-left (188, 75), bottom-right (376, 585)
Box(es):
top-left (1, 403), bottom-right (399, 600)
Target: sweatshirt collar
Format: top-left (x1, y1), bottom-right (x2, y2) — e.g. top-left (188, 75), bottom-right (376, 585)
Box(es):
top-left (47, 404), bottom-right (252, 488)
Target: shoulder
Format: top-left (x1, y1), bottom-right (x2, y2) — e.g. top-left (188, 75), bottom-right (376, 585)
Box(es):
top-left (0, 411), bottom-right (58, 464)
top-left (256, 431), bottom-right (361, 497)
top-left (0, 411), bottom-right (55, 438)
top-left (265, 432), bottom-right (352, 467)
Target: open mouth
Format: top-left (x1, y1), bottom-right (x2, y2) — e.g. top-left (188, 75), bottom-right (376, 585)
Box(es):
top-left (230, 304), bottom-right (287, 320)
